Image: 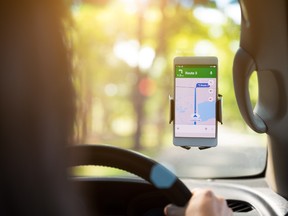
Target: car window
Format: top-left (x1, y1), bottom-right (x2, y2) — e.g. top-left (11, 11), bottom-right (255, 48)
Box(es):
top-left (70, 0), bottom-right (267, 178)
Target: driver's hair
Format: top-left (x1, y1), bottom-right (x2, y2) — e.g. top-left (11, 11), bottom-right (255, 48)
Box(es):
top-left (0, 1), bottom-right (88, 215)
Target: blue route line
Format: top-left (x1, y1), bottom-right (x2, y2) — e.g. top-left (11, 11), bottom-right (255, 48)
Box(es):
top-left (193, 83), bottom-right (210, 125)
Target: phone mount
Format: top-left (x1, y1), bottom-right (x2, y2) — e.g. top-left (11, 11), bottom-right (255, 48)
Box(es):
top-left (169, 94), bottom-right (223, 150)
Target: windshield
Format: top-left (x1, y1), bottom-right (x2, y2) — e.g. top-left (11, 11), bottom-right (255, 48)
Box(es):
top-left (70, 0), bottom-right (267, 178)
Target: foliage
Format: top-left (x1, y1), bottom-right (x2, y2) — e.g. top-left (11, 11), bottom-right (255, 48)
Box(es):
top-left (70, 0), bottom-right (244, 149)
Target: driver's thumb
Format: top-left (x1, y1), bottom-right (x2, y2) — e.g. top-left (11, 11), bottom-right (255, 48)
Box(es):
top-left (164, 204), bottom-right (186, 216)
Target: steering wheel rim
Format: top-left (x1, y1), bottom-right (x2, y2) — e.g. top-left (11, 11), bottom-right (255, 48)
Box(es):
top-left (68, 144), bottom-right (191, 207)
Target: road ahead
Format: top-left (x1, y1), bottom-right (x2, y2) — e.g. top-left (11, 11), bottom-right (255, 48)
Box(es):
top-left (156, 126), bottom-right (267, 178)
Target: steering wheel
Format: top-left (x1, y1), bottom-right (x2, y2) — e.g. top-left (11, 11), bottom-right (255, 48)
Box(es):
top-left (68, 144), bottom-right (192, 207)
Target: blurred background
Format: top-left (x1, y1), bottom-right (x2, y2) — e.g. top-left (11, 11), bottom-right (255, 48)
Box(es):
top-left (69, 0), bottom-right (266, 178)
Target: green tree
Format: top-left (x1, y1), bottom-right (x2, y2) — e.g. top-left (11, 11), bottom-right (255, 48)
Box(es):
top-left (71, 0), bottom-right (241, 149)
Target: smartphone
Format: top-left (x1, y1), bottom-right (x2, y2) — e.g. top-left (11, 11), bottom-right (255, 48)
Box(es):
top-left (173, 56), bottom-right (218, 147)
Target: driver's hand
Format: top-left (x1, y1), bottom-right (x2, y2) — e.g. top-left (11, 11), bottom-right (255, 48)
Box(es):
top-left (164, 188), bottom-right (233, 216)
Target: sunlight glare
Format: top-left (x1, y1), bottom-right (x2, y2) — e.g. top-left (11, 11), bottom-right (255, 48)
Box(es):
top-left (224, 4), bottom-right (241, 25)
top-left (193, 7), bottom-right (226, 25)
top-left (194, 40), bottom-right (217, 56)
top-left (119, 0), bottom-right (149, 13)
top-left (215, 0), bottom-right (241, 25)
top-left (113, 40), bottom-right (139, 67)
top-left (139, 46), bottom-right (155, 70)
top-left (112, 117), bottom-right (135, 136)
top-left (113, 40), bottom-right (155, 70)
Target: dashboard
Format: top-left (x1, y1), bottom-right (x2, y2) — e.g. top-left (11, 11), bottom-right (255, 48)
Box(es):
top-left (72, 177), bottom-right (288, 216)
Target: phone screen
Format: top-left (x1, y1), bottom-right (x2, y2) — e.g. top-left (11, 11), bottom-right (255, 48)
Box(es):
top-left (174, 64), bottom-right (217, 138)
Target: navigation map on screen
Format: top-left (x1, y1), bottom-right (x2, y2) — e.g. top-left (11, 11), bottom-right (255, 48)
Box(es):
top-left (175, 65), bottom-right (217, 138)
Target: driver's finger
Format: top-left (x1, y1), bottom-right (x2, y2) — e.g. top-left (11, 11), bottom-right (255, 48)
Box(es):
top-left (164, 204), bottom-right (186, 216)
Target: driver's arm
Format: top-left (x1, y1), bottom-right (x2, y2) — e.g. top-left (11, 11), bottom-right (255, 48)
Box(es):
top-left (164, 188), bottom-right (233, 216)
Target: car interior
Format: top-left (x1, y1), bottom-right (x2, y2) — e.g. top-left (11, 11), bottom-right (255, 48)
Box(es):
top-left (1, 0), bottom-right (288, 216)
top-left (68, 0), bottom-right (288, 215)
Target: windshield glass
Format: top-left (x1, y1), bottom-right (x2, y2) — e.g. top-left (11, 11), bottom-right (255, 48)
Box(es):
top-left (70, 0), bottom-right (267, 178)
